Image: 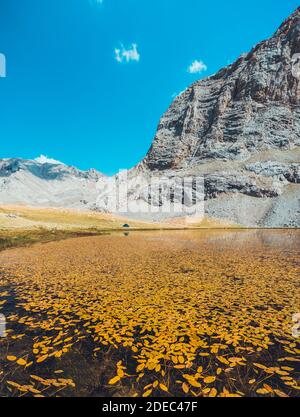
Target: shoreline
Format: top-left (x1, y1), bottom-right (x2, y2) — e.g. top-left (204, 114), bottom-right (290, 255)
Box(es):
top-left (1, 225), bottom-right (299, 252)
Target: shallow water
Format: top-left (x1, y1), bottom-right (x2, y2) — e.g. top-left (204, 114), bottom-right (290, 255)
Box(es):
top-left (0, 230), bottom-right (299, 397)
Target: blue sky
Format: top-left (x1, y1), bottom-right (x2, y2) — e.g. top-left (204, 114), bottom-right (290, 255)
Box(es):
top-left (0, 0), bottom-right (298, 175)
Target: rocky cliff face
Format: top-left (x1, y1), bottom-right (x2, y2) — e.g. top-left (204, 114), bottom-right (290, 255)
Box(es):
top-left (132, 7), bottom-right (300, 227)
top-left (144, 8), bottom-right (300, 171)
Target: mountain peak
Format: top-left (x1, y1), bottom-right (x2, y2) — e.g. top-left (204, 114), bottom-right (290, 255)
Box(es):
top-left (34, 155), bottom-right (63, 165)
top-left (275, 6), bottom-right (300, 36)
top-left (143, 7), bottom-right (300, 172)
top-left (132, 7), bottom-right (300, 227)
top-left (0, 157), bottom-right (105, 210)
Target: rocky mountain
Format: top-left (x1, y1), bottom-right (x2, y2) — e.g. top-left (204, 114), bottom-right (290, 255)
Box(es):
top-left (130, 7), bottom-right (300, 227)
top-left (1, 8), bottom-right (300, 227)
top-left (0, 157), bottom-right (104, 209)
top-left (144, 7), bottom-right (300, 170)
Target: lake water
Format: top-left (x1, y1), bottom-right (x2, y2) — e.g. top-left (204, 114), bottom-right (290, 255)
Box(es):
top-left (0, 230), bottom-right (299, 397)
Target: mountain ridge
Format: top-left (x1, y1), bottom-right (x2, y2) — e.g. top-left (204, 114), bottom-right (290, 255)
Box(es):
top-left (0, 157), bottom-right (104, 209)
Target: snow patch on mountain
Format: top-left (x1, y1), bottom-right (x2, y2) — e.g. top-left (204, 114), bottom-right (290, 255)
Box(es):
top-left (34, 155), bottom-right (63, 165)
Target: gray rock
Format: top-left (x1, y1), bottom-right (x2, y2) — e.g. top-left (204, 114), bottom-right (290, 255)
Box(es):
top-left (246, 161), bottom-right (300, 183)
top-left (205, 173), bottom-right (282, 199)
top-left (133, 7), bottom-right (300, 227)
top-left (143, 8), bottom-right (300, 171)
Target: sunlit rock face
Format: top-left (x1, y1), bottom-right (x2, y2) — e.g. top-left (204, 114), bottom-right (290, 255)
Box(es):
top-left (143, 8), bottom-right (300, 171)
top-left (135, 8), bottom-right (300, 227)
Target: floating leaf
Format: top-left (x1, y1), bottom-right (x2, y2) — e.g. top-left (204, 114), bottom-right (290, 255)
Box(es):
top-left (204, 376), bottom-right (216, 384)
top-left (182, 382), bottom-right (189, 394)
top-left (209, 388), bottom-right (217, 397)
top-left (160, 383), bottom-right (169, 392)
top-left (143, 389), bottom-right (153, 397)
top-left (108, 376), bottom-right (120, 385)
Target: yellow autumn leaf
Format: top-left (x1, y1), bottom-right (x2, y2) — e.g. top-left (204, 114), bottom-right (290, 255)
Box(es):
top-left (28, 386), bottom-right (41, 394)
top-left (30, 375), bottom-right (45, 383)
top-left (263, 384), bottom-right (273, 393)
top-left (189, 379), bottom-right (201, 388)
top-left (7, 381), bottom-right (22, 388)
top-left (209, 388), bottom-right (217, 397)
top-left (160, 383), bottom-right (169, 392)
top-left (253, 363), bottom-right (267, 370)
top-left (182, 382), bottom-right (189, 394)
top-left (217, 356), bottom-right (229, 365)
top-left (108, 375), bottom-right (120, 385)
top-left (143, 389), bottom-right (153, 397)
top-left (256, 388), bottom-right (269, 395)
top-left (274, 389), bottom-right (289, 398)
top-left (275, 370), bottom-right (289, 376)
top-left (204, 376), bottom-right (216, 384)
top-left (136, 364), bottom-right (145, 372)
top-left (37, 355), bottom-right (48, 363)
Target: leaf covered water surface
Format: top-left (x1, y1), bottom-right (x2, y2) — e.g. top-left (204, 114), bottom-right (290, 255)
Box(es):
top-left (0, 230), bottom-right (299, 397)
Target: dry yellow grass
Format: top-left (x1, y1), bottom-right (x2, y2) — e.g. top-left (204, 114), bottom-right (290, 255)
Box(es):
top-left (0, 205), bottom-right (155, 231)
top-left (0, 205), bottom-right (240, 231)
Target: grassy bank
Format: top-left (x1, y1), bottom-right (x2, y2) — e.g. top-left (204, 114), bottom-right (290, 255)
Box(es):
top-left (0, 228), bottom-right (111, 251)
top-left (0, 206), bottom-right (161, 251)
top-left (0, 205), bottom-right (150, 230)
top-left (0, 205), bottom-right (241, 251)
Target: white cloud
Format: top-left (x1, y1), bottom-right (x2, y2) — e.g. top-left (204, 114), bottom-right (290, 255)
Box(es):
top-left (188, 60), bottom-right (207, 74)
top-left (114, 44), bottom-right (140, 64)
top-left (35, 155), bottom-right (62, 165)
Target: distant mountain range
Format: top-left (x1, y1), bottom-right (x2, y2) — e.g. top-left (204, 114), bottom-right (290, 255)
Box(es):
top-left (1, 7), bottom-right (300, 227)
top-left (0, 157), bottom-right (104, 209)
